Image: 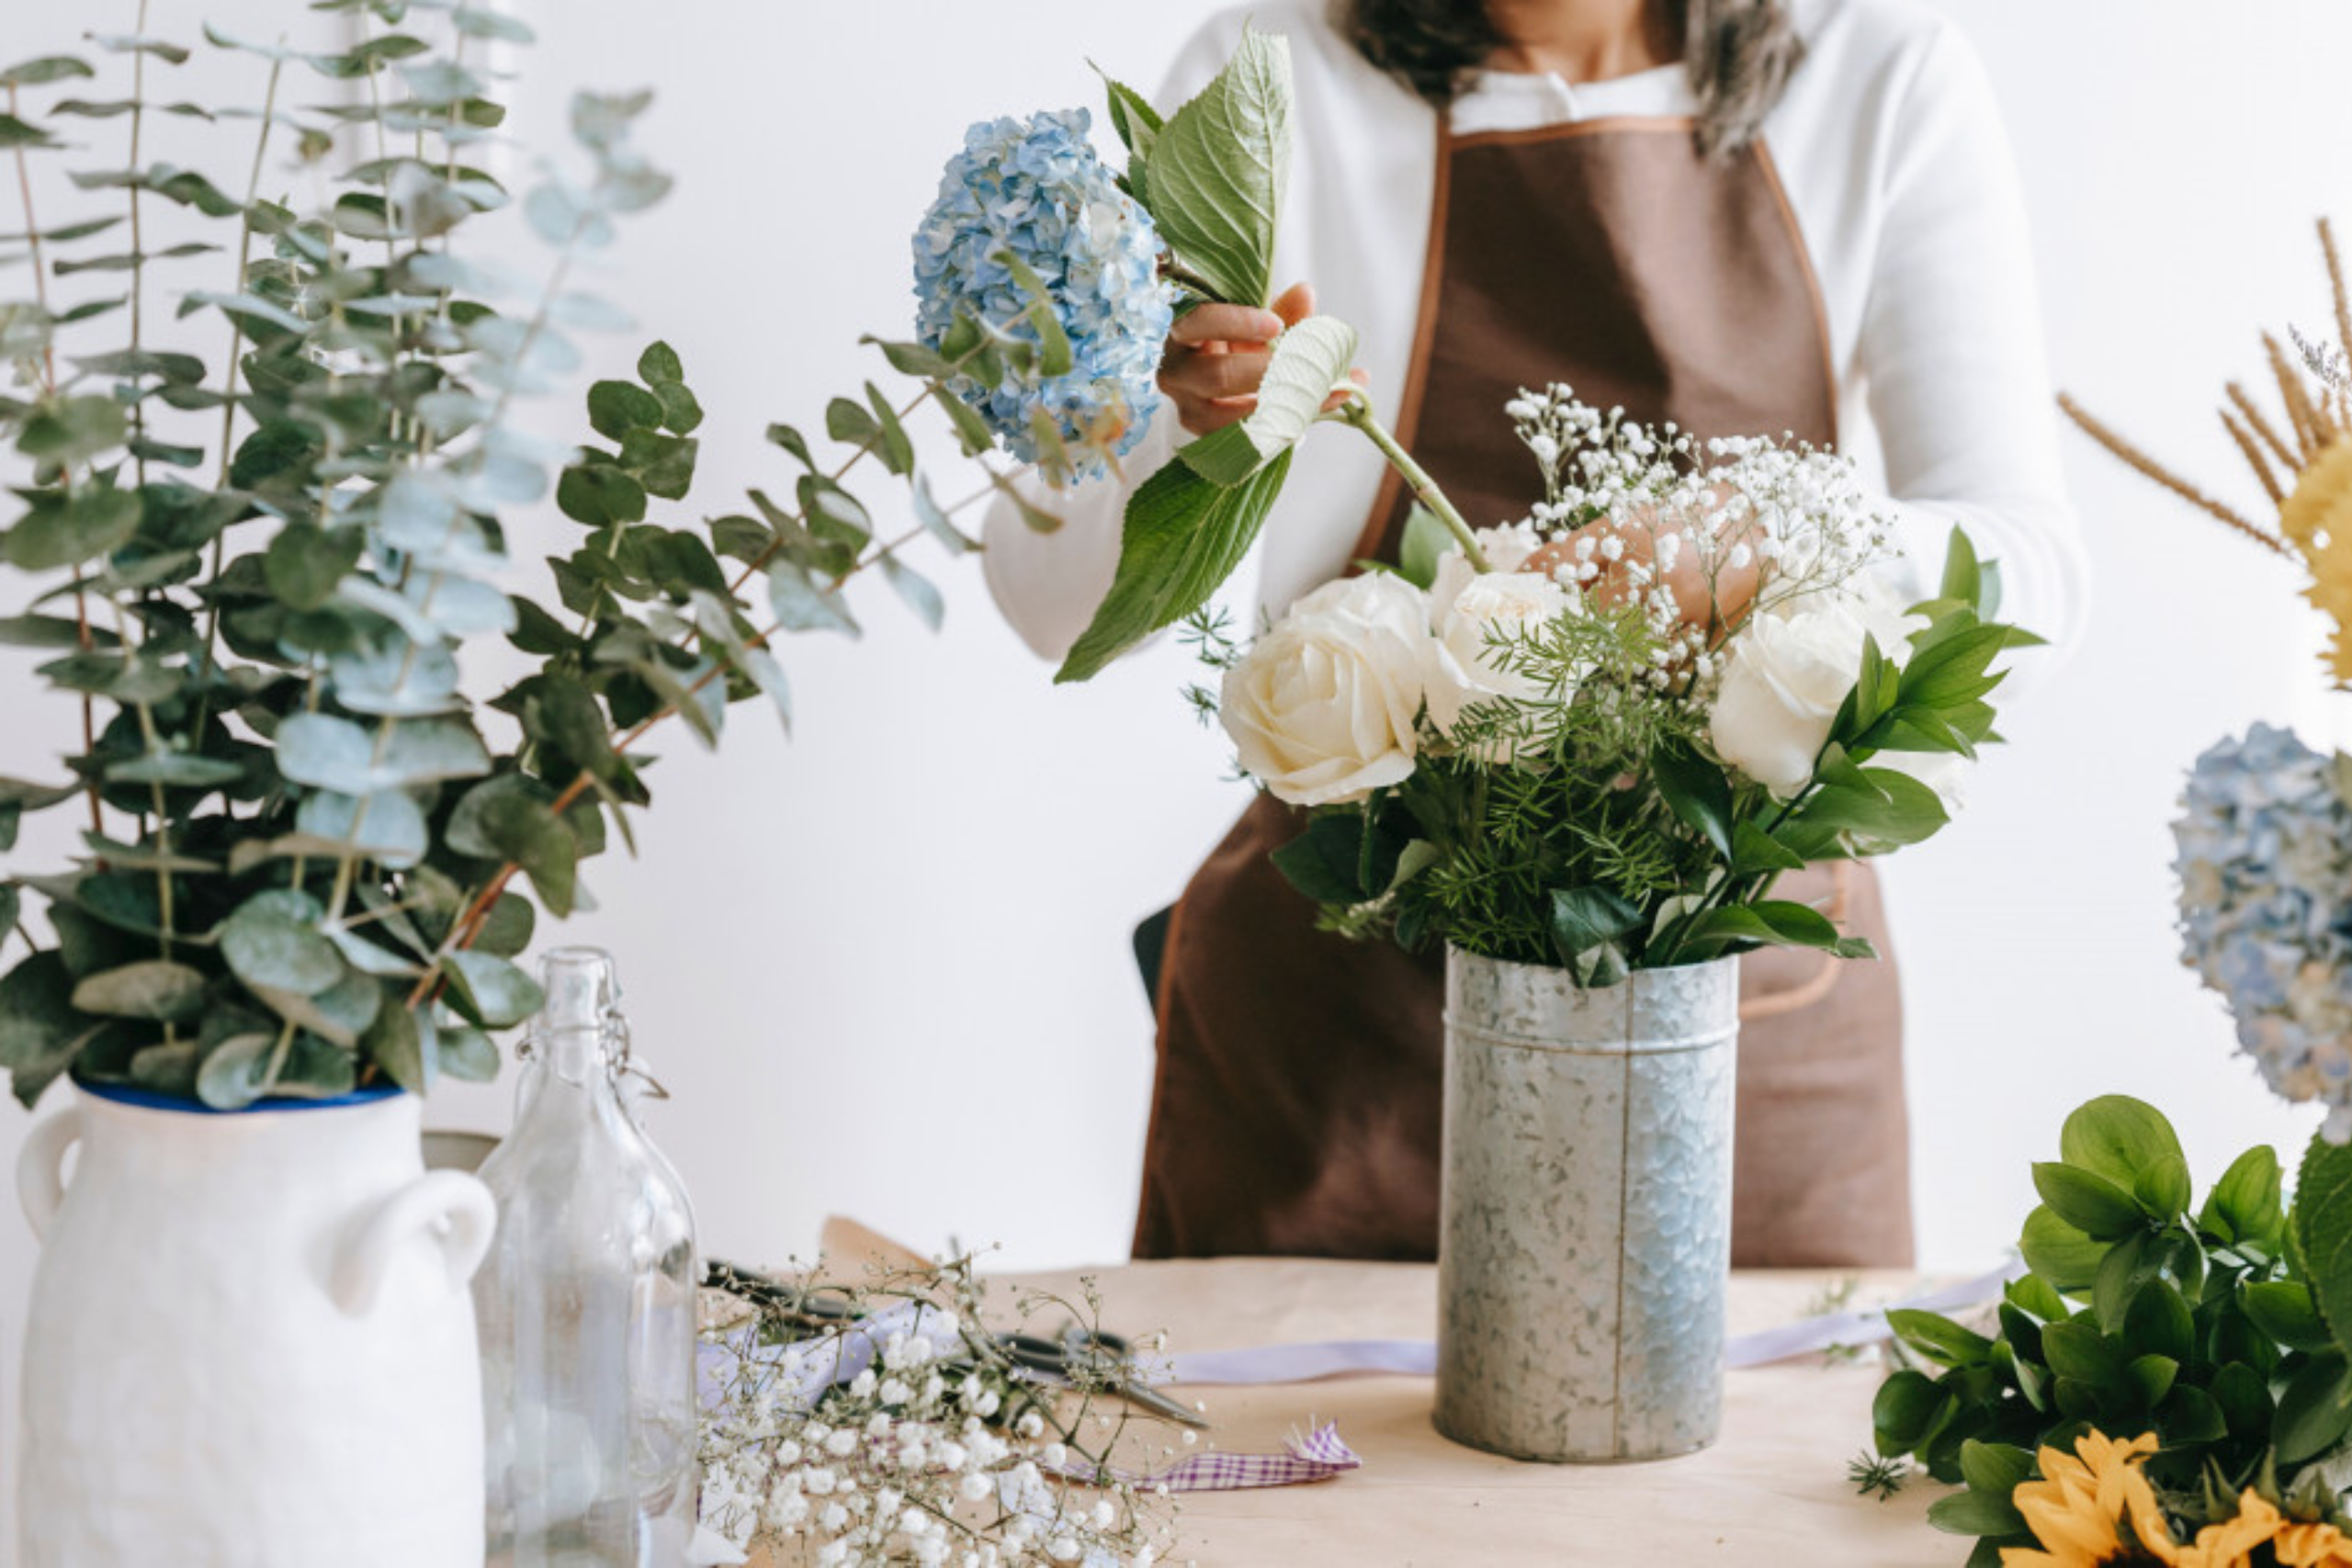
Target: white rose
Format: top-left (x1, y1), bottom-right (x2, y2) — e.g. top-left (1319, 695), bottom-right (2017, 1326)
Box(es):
top-left (1220, 571), bottom-right (1439, 807)
top-left (1426, 568), bottom-right (1574, 734)
top-left (1708, 580), bottom-right (1928, 798)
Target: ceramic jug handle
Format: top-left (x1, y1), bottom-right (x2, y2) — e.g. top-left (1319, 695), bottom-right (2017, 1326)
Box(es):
top-left (17, 1105), bottom-right (82, 1241)
top-left (331, 1170), bottom-right (497, 1317)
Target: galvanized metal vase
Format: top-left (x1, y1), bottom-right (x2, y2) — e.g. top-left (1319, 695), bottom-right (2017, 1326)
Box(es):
top-left (1434, 949), bottom-right (1739, 1463)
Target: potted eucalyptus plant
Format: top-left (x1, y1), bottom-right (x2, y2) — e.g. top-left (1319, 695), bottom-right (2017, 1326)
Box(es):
top-left (0, 8), bottom-right (1134, 1562)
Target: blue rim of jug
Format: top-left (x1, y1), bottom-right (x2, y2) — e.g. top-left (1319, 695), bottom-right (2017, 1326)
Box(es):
top-left (74, 1077), bottom-right (406, 1114)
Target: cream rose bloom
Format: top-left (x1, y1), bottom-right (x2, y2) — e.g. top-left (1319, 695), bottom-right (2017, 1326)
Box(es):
top-left (1425, 557), bottom-right (1575, 735)
top-left (1220, 572), bottom-right (1440, 807)
top-left (1708, 579), bottom-right (1925, 798)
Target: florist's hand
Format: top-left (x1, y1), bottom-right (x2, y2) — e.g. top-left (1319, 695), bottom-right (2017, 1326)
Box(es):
top-left (1520, 488), bottom-right (1764, 636)
top-left (1159, 281), bottom-right (1368, 436)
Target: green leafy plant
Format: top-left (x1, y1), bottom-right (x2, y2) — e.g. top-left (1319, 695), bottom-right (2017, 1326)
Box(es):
top-left (1864, 1096), bottom-right (2352, 1564)
top-left (0, 8), bottom-right (1089, 1110)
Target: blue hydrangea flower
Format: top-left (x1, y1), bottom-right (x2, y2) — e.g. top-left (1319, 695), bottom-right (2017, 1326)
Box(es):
top-left (911, 107), bottom-right (1174, 482)
top-left (2175, 724), bottom-right (2352, 1139)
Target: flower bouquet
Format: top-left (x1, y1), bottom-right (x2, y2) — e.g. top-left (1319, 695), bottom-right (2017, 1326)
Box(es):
top-left (1182, 380), bottom-right (2032, 1460)
top-left (1205, 383), bottom-right (2029, 981)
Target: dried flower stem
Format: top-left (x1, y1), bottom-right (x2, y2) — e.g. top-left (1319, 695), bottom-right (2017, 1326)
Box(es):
top-left (2228, 382), bottom-right (2302, 475)
top-left (2222, 411), bottom-right (2285, 505)
top-left (2057, 393), bottom-right (2292, 559)
top-left (2323, 217), bottom-right (2352, 381)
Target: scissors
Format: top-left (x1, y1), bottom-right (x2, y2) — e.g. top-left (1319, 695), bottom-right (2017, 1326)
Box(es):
top-left (996, 1325), bottom-right (1209, 1430)
top-left (704, 1258), bottom-right (863, 1334)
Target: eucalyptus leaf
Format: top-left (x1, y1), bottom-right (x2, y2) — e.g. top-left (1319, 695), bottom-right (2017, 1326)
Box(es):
top-left (70, 959), bottom-right (207, 1021)
top-left (439, 951), bottom-right (544, 1030)
top-left (220, 897), bottom-right (345, 997)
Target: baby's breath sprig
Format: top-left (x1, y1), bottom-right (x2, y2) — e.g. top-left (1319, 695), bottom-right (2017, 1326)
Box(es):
top-left (697, 1255), bottom-right (1179, 1568)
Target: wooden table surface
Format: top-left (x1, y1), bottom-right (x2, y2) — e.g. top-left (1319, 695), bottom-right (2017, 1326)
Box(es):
top-left (987, 1253), bottom-right (1961, 1567)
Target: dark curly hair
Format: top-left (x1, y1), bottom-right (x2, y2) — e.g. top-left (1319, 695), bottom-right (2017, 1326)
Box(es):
top-left (1335, 0), bottom-right (1804, 155)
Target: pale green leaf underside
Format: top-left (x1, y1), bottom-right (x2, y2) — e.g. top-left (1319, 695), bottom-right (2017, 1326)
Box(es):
top-left (1182, 315), bottom-right (1358, 487)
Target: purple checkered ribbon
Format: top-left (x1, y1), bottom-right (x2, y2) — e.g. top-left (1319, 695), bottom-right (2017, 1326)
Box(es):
top-left (1056, 1421), bottom-right (1363, 1494)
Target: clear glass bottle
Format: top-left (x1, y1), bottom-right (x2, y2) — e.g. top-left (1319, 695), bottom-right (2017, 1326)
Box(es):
top-left (475, 947), bottom-right (699, 1567)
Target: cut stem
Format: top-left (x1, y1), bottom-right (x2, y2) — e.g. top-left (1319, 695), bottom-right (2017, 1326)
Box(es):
top-left (1337, 396), bottom-right (1490, 571)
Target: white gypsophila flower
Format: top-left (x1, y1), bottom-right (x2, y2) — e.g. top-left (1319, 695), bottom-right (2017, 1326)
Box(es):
top-left (1219, 570), bottom-right (1441, 807)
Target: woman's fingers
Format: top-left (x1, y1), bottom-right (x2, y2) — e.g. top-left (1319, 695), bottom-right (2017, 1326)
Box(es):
top-left (1168, 303), bottom-right (1285, 348)
top-left (1160, 348), bottom-right (1272, 401)
top-left (1162, 284), bottom-right (1329, 434)
top-left (1172, 394), bottom-right (1255, 434)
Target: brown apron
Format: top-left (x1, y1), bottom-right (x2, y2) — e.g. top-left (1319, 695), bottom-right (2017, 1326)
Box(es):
top-left (1134, 115), bottom-right (1915, 1269)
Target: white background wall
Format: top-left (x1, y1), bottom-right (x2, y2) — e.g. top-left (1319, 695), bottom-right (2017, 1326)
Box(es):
top-left (1, 0), bottom-right (2347, 1547)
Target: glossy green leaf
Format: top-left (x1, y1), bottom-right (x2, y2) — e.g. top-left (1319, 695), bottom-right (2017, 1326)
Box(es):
top-left (2060, 1097), bottom-right (2187, 1192)
top-left (2032, 1163), bottom-right (2146, 1240)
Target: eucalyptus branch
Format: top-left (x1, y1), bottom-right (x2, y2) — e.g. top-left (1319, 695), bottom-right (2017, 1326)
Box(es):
top-left (189, 51), bottom-right (286, 743)
top-left (419, 514), bottom-right (938, 993)
top-left (11, 81), bottom-right (105, 837)
top-left (124, 0), bottom-right (153, 490)
top-left (724, 294), bottom-right (1053, 596)
top-left (6, 84), bottom-right (57, 394)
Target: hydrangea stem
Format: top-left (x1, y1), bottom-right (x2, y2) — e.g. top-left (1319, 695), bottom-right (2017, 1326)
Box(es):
top-left (1337, 396), bottom-right (1491, 572)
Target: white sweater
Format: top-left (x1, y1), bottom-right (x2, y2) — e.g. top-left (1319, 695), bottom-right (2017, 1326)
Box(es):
top-left (982, 0), bottom-right (2087, 668)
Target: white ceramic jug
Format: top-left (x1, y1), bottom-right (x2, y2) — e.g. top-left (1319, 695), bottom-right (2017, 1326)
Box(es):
top-left (15, 1081), bottom-right (497, 1567)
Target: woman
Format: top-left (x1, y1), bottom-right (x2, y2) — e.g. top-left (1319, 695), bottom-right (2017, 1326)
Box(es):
top-left (984, 0), bottom-right (2086, 1267)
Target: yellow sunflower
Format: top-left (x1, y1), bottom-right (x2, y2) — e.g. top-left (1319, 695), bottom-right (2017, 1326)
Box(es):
top-left (2276, 1514), bottom-right (2352, 1568)
top-left (2166, 1490), bottom-right (2280, 1568)
top-left (2280, 434), bottom-right (2352, 684)
top-left (2003, 1431), bottom-right (2184, 1568)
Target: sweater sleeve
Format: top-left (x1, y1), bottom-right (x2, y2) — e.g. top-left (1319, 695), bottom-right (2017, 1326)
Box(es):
top-left (980, 18), bottom-right (1240, 664)
top-left (1853, 19), bottom-right (2089, 662)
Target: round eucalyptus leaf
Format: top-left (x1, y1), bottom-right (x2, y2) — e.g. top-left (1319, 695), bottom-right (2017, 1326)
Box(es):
top-left (70, 959), bottom-right (208, 1021)
top-left (195, 1031), bottom-right (276, 1110)
top-left (439, 951), bottom-right (544, 1030)
top-left (220, 899), bottom-right (345, 997)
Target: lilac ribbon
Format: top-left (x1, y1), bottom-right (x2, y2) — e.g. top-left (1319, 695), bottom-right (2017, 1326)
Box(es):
top-left (1155, 1259), bottom-right (2025, 1386)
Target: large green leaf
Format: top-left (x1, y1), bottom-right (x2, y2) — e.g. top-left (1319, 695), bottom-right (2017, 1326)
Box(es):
top-left (1057, 447), bottom-right (1293, 683)
top-left (2296, 1134), bottom-right (2352, 1359)
top-left (1141, 23), bottom-right (1291, 309)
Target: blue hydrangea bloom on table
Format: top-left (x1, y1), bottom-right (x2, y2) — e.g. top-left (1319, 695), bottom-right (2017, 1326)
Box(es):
top-left (2175, 722), bottom-right (2352, 1138)
top-left (912, 107), bottom-right (1174, 481)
